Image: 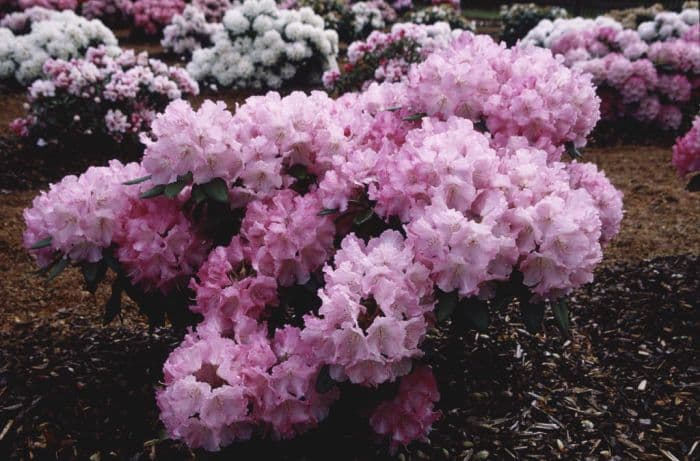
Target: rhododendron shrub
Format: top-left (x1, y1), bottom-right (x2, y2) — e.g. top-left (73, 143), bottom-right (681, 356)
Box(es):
top-left (0, 9), bottom-right (119, 85)
top-left (25, 31), bottom-right (623, 452)
top-left (10, 46), bottom-right (199, 146)
top-left (187, 0), bottom-right (339, 89)
top-left (322, 21), bottom-right (459, 93)
top-left (283, 0), bottom-right (394, 42)
top-left (672, 115), bottom-right (700, 191)
top-left (121, 0), bottom-right (186, 35)
top-left (499, 2), bottom-right (567, 46)
top-left (17, 0), bottom-right (77, 11)
top-left (522, 15), bottom-right (700, 133)
top-left (637, 8), bottom-right (699, 42)
top-left (161, 5), bottom-right (222, 56)
top-left (405, 5), bottom-right (475, 30)
top-left (191, 0), bottom-right (231, 22)
top-left (81, 0), bottom-right (130, 24)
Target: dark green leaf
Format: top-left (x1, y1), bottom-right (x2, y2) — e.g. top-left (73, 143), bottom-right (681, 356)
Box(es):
top-left (565, 142), bottom-right (583, 160)
top-left (202, 178), bottom-right (229, 204)
top-left (315, 365), bottom-right (334, 394)
top-left (686, 174), bottom-right (700, 192)
top-left (436, 289), bottom-right (458, 323)
top-left (318, 208), bottom-right (339, 216)
top-left (462, 298), bottom-right (489, 331)
top-left (104, 279), bottom-right (123, 324)
top-left (474, 120), bottom-right (488, 133)
top-left (46, 257), bottom-right (69, 282)
top-left (29, 237), bottom-right (52, 250)
top-left (520, 299), bottom-right (545, 333)
top-left (191, 185), bottom-right (207, 204)
top-left (402, 112), bottom-right (427, 122)
top-left (81, 261), bottom-right (106, 293)
top-left (353, 208), bottom-right (374, 225)
top-left (140, 184), bottom-right (165, 199)
top-left (386, 106), bottom-right (402, 112)
top-left (287, 164), bottom-right (309, 180)
top-left (552, 299), bottom-right (570, 336)
top-left (122, 175), bottom-right (152, 185)
top-left (164, 179), bottom-right (187, 198)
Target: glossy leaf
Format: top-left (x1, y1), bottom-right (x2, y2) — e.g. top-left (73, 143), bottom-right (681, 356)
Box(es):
top-left (29, 237), bottom-right (52, 250)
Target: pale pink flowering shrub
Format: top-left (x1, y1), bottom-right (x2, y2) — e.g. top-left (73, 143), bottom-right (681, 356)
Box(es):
top-left (17, 0), bottom-right (76, 11)
top-left (121, 0), bottom-right (185, 35)
top-left (523, 15), bottom-right (700, 132)
top-left (323, 21), bottom-right (460, 93)
top-left (672, 116), bottom-right (700, 182)
top-left (25, 31), bottom-right (624, 453)
top-left (11, 46), bottom-right (199, 146)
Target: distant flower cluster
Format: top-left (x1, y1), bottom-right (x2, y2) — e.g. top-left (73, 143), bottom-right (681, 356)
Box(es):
top-left (499, 2), bottom-right (568, 46)
top-left (405, 4), bottom-right (475, 31)
top-left (0, 8), bottom-right (119, 85)
top-left (322, 21), bottom-right (459, 93)
top-left (186, 0), bottom-right (339, 89)
top-left (522, 14), bottom-right (700, 131)
top-left (10, 46), bottom-right (198, 144)
top-left (161, 5), bottom-right (222, 56)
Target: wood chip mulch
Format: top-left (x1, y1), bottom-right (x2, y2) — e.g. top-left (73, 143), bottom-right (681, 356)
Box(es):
top-left (0, 254), bottom-right (697, 461)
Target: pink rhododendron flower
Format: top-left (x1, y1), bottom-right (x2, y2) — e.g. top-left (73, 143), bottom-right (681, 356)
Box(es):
top-left (114, 195), bottom-right (211, 293)
top-left (369, 365), bottom-right (441, 450)
top-left (672, 116), bottom-right (700, 178)
top-left (23, 160), bottom-right (146, 267)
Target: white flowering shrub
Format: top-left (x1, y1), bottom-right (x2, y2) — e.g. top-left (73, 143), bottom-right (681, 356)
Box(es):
top-left (405, 5), bottom-right (475, 31)
top-left (161, 5), bottom-right (222, 56)
top-left (284, 0), bottom-right (394, 41)
top-left (186, 0), bottom-right (339, 89)
top-left (0, 8), bottom-right (119, 86)
top-left (637, 8), bottom-right (699, 42)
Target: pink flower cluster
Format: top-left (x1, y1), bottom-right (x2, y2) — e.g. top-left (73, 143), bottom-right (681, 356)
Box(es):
top-left (17, 0), bottom-right (76, 11)
top-left (81, 0), bottom-right (129, 22)
top-left (26, 30), bottom-right (624, 454)
top-left (121, 0), bottom-right (185, 35)
top-left (114, 195), bottom-right (211, 293)
top-left (408, 32), bottom-right (600, 159)
top-left (11, 46), bottom-right (198, 143)
top-left (323, 21), bottom-right (458, 93)
top-left (525, 16), bottom-right (700, 131)
top-left (672, 115), bottom-right (700, 178)
top-left (369, 366), bottom-right (440, 450)
top-left (23, 160), bottom-right (146, 268)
